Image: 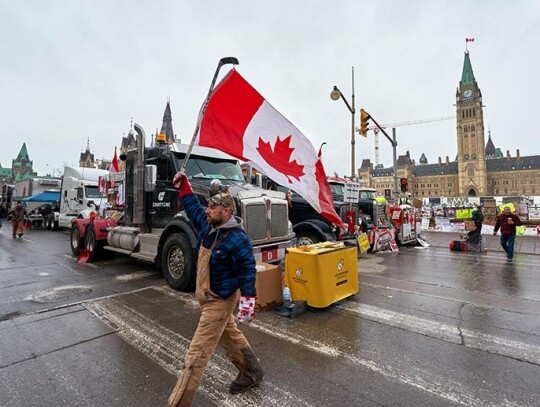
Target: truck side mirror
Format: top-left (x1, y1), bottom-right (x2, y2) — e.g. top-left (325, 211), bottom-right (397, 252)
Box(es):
top-left (145, 165), bottom-right (157, 192)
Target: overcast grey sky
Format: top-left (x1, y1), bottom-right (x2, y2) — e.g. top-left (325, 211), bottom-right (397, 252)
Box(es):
top-left (1, 1), bottom-right (539, 178)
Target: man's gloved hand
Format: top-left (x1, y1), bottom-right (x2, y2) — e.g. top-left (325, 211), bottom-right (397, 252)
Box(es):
top-left (236, 296), bottom-right (256, 324)
top-left (172, 171), bottom-right (193, 196)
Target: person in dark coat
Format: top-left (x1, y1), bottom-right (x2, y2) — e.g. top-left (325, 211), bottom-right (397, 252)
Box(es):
top-left (8, 201), bottom-right (28, 238)
top-left (167, 171), bottom-right (264, 407)
top-left (493, 206), bottom-right (522, 261)
top-left (471, 205), bottom-right (484, 232)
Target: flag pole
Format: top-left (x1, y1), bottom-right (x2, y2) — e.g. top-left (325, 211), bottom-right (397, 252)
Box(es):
top-left (181, 57), bottom-right (239, 172)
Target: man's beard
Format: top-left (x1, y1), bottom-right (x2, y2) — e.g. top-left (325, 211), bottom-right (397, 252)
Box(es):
top-left (206, 214), bottom-right (223, 227)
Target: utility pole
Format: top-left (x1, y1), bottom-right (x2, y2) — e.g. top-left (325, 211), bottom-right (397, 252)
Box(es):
top-left (392, 128), bottom-right (398, 200)
top-left (364, 114), bottom-right (399, 200)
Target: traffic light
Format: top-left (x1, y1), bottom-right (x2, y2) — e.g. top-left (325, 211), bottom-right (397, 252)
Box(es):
top-left (359, 109), bottom-right (370, 137)
top-left (400, 177), bottom-right (408, 192)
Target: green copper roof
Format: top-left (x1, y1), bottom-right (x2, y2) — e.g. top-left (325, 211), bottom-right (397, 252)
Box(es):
top-left (0, 168), bottom-right (12, 177)
top-left (419, 153), bottom-right (427, 164)
top-left (17, 143), bottom-right (29, 160)
top-left (460, 51), bottom-right (475, 87)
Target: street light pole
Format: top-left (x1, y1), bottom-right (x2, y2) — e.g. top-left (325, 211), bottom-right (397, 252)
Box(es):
top-left (351, 68), bottom-right (356, 179)
top-left (330, 67), bottom-right (356, 178)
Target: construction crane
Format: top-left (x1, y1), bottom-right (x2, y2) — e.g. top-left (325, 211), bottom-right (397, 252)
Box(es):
top-left (364, 116), bottom-right (455, 166)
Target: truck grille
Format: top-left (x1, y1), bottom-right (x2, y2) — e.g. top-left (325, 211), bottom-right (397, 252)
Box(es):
top-left (242, 199), bottom-right (289, 242)
top-left (270, 203), bottom-right (288, 236)
top-left (245, 203), bottom-right (267, 240)
top-left (376, 203), bottom-right (390, 228)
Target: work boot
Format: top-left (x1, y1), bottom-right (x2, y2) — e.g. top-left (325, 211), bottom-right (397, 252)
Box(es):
top-left (229, 371), bottom-right (264, 394)
top-left (228, 347), bottom-right (264, 394)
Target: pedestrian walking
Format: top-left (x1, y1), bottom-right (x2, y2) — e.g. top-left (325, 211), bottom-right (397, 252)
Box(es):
top-left (8, 201), bottom-right (28, 238)
top-left (167, 171), bottom-right (264, 407)
top-left (493, 206), bottom-right (522, 261)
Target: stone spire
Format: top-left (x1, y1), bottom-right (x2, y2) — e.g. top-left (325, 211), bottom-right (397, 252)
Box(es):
top-left (159, 100), bottom-right (175, 143)
top-left (485, 128), bottom-right (496, 158)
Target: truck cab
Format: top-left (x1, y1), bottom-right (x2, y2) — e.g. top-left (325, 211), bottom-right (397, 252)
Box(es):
top-left (356, 187), bottom-right (391, 231)
top-left (73, 126), bottom-right (295, 291)
top-left (266, 175), bottom-right (359, 246)
top-left (56, 166), bottom-right (109, 229)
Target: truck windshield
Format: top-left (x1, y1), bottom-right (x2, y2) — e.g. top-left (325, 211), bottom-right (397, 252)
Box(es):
top-left (85, 186), bottom-right (102, 198)
top-left (176, 155), bottom-right (245, 182)
top-left (328, 183), bottom-right (345, 200)
top-left (359, 190), bottom-right (376, 199)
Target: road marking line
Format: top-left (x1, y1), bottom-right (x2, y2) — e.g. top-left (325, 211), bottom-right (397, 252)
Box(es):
top-left (336, 301), bottom-right (540, 366)
top-left (85, 297), bottom-right (316, 407)
top-left (154, 286), bottom-right (513, 406)
top-left (114, 271), bottom-right (156, 282)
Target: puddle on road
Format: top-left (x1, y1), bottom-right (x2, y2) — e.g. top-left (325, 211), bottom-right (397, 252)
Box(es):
top-left (28, 286), bottom-right (93, 303)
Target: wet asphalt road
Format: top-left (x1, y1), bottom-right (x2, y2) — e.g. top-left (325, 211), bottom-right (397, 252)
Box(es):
top-left (1, 226), bottom-right (540, 406)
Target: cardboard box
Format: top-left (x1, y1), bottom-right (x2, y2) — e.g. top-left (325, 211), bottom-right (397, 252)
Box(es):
top-left (255, 262), bottom-right (283, 311)
top-left (285, 242), bottom-right (358, 308)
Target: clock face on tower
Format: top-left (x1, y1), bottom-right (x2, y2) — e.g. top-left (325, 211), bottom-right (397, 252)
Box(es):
top-left (463, 89), bottom-right (472, 98)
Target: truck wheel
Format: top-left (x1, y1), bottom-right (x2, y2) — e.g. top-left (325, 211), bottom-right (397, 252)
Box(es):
top-left (162, 233), bottom-right (195, 291)
top-left (296, 232), bottom-right (321, 246)
top-left (84, 226), bottom-right (104, 260)
top-left (70, 224), bottom-right (83, 256)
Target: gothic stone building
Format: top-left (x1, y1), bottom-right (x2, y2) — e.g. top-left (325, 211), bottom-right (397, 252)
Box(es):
top-left (360, 51), bottom-right (540, 198)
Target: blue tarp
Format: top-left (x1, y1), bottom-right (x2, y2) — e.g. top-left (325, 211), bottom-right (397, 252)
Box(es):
top-left (21, 191), bottom-right (60, 203)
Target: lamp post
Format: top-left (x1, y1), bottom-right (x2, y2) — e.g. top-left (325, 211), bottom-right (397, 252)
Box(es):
top-left (331, 67), bottom-right (356, 178)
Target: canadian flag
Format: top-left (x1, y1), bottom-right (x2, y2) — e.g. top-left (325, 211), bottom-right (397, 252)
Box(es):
top-left (109, 147), bottom-right (120, 174)
top-left (196, 69), bottom-right (344, 228)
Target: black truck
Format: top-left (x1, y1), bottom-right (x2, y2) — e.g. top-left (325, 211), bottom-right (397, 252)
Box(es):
top-left (72, 124), bottom-right (296, 291)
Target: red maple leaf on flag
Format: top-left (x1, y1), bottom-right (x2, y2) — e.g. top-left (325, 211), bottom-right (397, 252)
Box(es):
top-left (256, 135), bottom-right (305, 183)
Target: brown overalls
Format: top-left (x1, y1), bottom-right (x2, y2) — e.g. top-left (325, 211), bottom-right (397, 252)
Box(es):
top-left (168, 238), bottom-right (263, 407)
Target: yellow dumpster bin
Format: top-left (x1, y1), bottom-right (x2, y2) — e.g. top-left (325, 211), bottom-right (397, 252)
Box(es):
top-left (285, 242), bottom-right (358, 308)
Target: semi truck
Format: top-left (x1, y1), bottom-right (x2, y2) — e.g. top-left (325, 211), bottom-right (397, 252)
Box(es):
top-left (71, 124), bottom-right (295, 291)
top-left (264, 175), bottom-right (363, 246)
top-left (47, 166), bottom-right (108, 230)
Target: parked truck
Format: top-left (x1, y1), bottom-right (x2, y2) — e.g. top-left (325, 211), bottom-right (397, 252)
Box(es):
top-left (48, 166), bottom-right (108, 230)
top-left (71, 124), bottom-right (295, 291)
top-left (264, 175), bottom-right (361, 246)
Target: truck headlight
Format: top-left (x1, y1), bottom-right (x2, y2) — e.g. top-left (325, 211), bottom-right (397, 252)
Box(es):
top-left (288, 220), bottom-right (294, 235)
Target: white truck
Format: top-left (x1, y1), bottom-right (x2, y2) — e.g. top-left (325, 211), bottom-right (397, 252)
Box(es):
top-left (48, 166), bottom-right (108, 230)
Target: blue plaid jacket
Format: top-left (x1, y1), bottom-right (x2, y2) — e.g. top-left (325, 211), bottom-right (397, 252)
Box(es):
top-left (182, 193), bottom-right (256, 299)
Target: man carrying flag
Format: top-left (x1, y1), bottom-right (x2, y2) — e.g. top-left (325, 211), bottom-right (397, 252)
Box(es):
top-left (196, 69), bottom-right (344, 229)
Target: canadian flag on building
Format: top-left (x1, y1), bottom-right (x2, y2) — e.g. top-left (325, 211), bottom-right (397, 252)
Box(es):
top-left (196, 69), bottom-right (344, 228)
